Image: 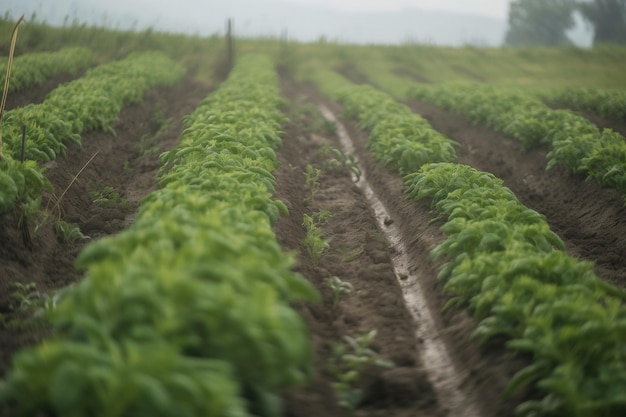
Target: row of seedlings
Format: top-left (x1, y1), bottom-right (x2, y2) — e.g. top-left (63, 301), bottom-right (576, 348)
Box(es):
top-left (539, 87), bottom-right (626, 120)
top-left (0, 51), bottom-right (184, 213)
top-left (1, 47), bottom-right (96, 93)
top-left (405, 163), bottom-right (626, 417)
top-left (408, 83), bottom-right (626, 201)
top-left (0, 54), bottom-right (319, 417)
top-left (313, 70), bottom-right (626, 416)
top-left (311, 69), bottom-right (457, 175)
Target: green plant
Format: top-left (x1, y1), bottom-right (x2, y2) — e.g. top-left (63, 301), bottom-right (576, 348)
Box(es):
top-left (327, 330), bottom-right (395, 411)
top-left (90, 186), bottom-right (129, 208)
top-left (54, 220), bottom-right (86, 243)
top-left (317, 145), bottom-right (362, 181)
top-left (325, 276), bottom-right (354, 311)
top-left (304, 164), bottom-right (321, 204)
top-left (302, 210), bottom-right (332, 263)
top-left (1, 55), bottom-right (320, 417)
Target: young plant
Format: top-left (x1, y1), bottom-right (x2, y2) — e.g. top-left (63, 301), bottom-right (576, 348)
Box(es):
top-left (54, 220), bottom-right (86, 243)
top-left (325, 276), bottom-right (354, 311)
top-left (317, 145), bottom-right (362, 181)
top-left (90, 186), bottom-right (129, 208)
top-left (327, 330), bottom-right (395, 411)
top-left (302, 210), bottom-right (332, 263)
top-left (304, 164), bottom-right (321, 205)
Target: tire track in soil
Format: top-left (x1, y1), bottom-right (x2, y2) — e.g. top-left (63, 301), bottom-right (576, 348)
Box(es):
top-left (276, 78), bottom-right (529, 417)
top-left (0, 73), bottom-right (213, 379)
top-left (404, 100), bottom-right (626, 289)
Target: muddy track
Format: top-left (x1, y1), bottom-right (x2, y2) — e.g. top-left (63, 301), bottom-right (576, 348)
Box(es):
top-left (0, 73), bottom-right (212, 378)
top-left (276, 78), bottom-right (531, 417)
top-left (405, 100), bottom-right (626, 289)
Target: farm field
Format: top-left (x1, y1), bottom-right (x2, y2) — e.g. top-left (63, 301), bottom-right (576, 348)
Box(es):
top-left (1, 16), bottom-right (626, 417)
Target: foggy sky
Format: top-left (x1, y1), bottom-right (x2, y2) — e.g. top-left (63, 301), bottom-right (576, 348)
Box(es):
top-left (4, 0), bottom-right (591, 47)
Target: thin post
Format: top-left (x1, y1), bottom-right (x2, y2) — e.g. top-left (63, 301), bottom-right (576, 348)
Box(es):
top-left (226, 18), bottom-right (234, 71)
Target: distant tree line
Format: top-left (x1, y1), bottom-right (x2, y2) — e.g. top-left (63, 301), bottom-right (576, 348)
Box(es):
top-left (505, 0), bottom-right (626, 46)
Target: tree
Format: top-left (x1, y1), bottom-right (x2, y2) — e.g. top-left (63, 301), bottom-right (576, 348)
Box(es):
top-left (505, 0), bottom-right (577, 46)
top-left (578, 0), bottom-right (626, 44)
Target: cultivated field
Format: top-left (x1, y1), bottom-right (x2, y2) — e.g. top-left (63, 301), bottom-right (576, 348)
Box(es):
top-left (1, 17), bottom-right (626, 417)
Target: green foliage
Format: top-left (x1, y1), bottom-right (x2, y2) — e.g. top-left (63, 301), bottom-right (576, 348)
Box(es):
top-left (327, 330), bottom-right (395, 411)
top-left (1, 55), bottom-right (319, 417)
top-left (324, 276), bottom-right (354, 311)
top-left (409, 83), bottom-right (626, 201)
top-left (406, 162), bottom-right (626, 416)
top-left (317, 144), bottom-right (362, 181)
top-left (304, 164), bottom-right (321, 204)
top-left (0, 47), bottom-right (96, 93)
top-left (90, 186), bottom-right (129, 208)
top-left (0, 52), bottom-right (184, 215)
top-left (302, 210), bottom-right (332, 264)
top-left (505, 0), bottom-right (577, 47)
top-left (311, 70), bottom-right (457, 175)
top-left (541, 86), bottom-right (626, 119)
top-left (54, 220), bottom-right (86, 243)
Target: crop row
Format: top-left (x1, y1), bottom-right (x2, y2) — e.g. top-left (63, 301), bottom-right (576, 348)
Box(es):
top-left (540, 87), bottom-right (626, 120)
top-left (311, 69), bottom-right (456, 175)
top-left (1, 47), bottom-right (96, 93)
top-left (408, 83), bottom-right (626, 200)
top-left (313, 73), bottom-right (626, 416)
top-left (0, 54), bottom-right (318, 417)
top-left (0, 51), bottom-right (184, 213)
top-left (405, 163), bottom-right (626, 417)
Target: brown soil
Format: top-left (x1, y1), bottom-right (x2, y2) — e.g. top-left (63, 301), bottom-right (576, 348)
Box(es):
top-left (0, 73), bottom-right (212, 379)
top-left (393, 67), bottom-right (430, 84)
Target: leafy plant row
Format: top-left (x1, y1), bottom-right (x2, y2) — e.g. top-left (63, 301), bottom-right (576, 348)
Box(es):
top-left (409, 83), bottom-right (626, 200)
top-left (405, 163), bottom-right (626, 417)
top-left (312, 73), bottom-right (626, 416)
top-left (0, 51), bottom-right (184, 213)
top-left (311, 70), bottom-right (457, 175)
top-left (1, 46), bottom-right (96, 93)
top-left (539, 87), bottom-right (626, 120)
top-left (0, 54), bottom-right (319, 417)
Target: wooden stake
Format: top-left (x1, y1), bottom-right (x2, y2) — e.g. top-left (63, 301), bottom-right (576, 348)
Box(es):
top-left (0, 15), bottom-right (24, 161)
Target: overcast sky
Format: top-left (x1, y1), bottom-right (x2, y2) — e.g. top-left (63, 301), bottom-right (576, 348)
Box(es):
top-left (284, 0), bottom-right (509, 18)
top-left (7, 0), bottom-right (591, 46)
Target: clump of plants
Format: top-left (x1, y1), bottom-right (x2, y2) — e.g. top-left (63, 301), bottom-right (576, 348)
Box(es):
top-left (302, 210), bottom-right (332, 263)
top-left (54, 220), bottom-right (86, 243)
top-left (325, 276), bottom-right (354, 311)
top-left (90, 186), bottom-right (129, 208)
top-left (328, 330), bottom-right (395, 411)
top-left (304, 164), bottom-right (321, 205)
top-left (316, 144), bottom-right (361, 181)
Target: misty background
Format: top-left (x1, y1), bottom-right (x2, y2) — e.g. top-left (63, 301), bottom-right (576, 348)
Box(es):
top-left (3, 0), bottom-right (593, 47)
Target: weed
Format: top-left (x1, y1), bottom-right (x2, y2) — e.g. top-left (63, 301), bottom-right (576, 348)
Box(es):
top-left (55, 220), bottom-right (86, 243)
top-left (304, 164), bottom-right (321, 205)
top-left (3, 282), bottom-right (61, 330)
top-left (325, 276), bottom-right (354, 311)
top-left (90, 186), bottom-right (129, 208)
top-left (302, 210), bottom-right (332, 263)
top-left (317, 144), bottom-right (362, 181)
top-left (328, 330), bottom-right (395, 411)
